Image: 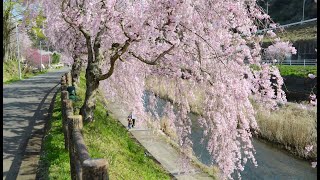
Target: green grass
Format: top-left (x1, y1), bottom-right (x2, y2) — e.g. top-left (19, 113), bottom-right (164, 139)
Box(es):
top-left (38, 72), bottom-right (170, 179)
top-left (76, 73), bottom-right (170, 179)
top-left (82, 100), bottom-right (171, 179)
top-left (276, 65), bottom-right (317, 78)
top-left (37, 92), bottom-right (71, 179)
top-left (249, 64), bottom-right (317, 78)
top-left (3, 60), bottom-right (49, 84)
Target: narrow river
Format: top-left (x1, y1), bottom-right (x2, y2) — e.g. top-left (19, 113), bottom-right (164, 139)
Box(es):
top-left (143, 91), bottom-right (317, 179)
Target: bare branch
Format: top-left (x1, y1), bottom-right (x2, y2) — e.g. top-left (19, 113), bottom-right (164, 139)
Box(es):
top-left (129, 45), bottom-right (175, 65)
top-left (120, 21), bottom-right (131, 39)
top-left (119, 57), bottom-right (125, 62)
top-left (199, 67), bottom-right (214, 86)
top-left (195, 41), bottom-right (201, 64)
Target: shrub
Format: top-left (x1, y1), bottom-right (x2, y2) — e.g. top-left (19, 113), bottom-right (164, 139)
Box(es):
top-left (25, 48), bottom-right (50, 68)
top-left (51, 53), bottom-right (61, 64)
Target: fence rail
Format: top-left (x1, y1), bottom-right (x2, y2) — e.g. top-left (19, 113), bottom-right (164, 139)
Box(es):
top-left (261, 59), bottom-right (317, 66)
top-left (61, 72), bottom-right (109, 180)
top-left (257, 18), bottom-right (317, 33)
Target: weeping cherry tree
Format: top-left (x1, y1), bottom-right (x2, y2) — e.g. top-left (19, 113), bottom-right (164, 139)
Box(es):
top-left (43, 0), bottom-right (297, 179)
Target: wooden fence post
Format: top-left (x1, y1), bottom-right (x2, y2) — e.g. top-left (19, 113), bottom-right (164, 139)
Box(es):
top-left (68, 72), bottom-right (72, 86)
top-left (61, 75), bottom-right (67, 85)
top-left (61, 90), bottom-right (69, 148)
top-left (66, 72), bottom-right (72, 86)
top-left (73, 130), bottom-right (90, 179)
top-left (61, 75), bottom-right (67, 91)
top-left (68, 115), bottom-right (83, 180)
top-left (61, 91), bottom-right (69, 103)
top-left (65, 73), bottom-right (69, 86)
top-left (82, 159), bottom-right (109, 180)
top-left (63, 99), bottom-right (73, 150)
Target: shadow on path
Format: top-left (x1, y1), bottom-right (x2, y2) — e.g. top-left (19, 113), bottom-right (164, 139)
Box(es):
top-left (3, 68), bottom-right (68, 180)
top-left (5, 84), bottom-right (58, 180)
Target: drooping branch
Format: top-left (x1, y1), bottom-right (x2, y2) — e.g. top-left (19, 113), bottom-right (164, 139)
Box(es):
top-left (93, 0), bottom-right (108, 50)
top-left (179, 23), bottom-right (226, 66)
top-left (60, 1), bottom-right (73, 22)
top-left (61, 0), bottom-right (90, 39)
top-left (195, 41), bottom-right (201, 64)
top-left (129, 45), bottom-right (175, 65)
top-left (97, 39), bottom-right (132, 81)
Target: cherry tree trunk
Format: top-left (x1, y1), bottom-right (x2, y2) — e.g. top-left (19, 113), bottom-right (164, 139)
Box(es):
top-left (80, 63), bottom-right (100, 122)
top-left (71, 57), bottom-right (83, 85)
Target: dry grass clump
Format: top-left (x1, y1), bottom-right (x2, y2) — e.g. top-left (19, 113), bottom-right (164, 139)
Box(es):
top-left (254, 102), bottom-right (317, 160)
top-left (160, 117), bottom-right (178, 141)
top-left (145, 76), bottom-right (204, 114)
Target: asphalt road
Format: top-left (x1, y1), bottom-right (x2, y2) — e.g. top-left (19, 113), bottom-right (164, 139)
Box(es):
top-left (3, 68), bottom-right (69, 180)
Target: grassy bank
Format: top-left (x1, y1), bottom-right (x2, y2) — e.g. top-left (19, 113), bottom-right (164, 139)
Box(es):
top-left (145, 76), bottom-right (317, 160)
top-left (3, 60), bottom-right (48, 84)
top-left (263, 23), bottom-right (317, 43)
top-left (77, 73), bottom-right (170, 179)
top-left (38, 72), bottom-right (171, 179)
top-left (249, 64), bottom-right (317, 78)
top-left (276, 65), bottom-right (317, 78)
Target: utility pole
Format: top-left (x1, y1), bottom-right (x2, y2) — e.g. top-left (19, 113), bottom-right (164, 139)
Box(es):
top-left (48, 45), bottom-right (51, 68)
top-left (40, 41), bottom-right (43, 72)
top-left (16, 23), bottom-right (22, 80)
top-left (266, 1), bottom-right (269, 15)
top-left (302, 0), bottom-right (306, 22)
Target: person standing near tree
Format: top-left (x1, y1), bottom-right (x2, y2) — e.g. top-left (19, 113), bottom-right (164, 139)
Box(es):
top-left (127, 117), bottom-right (133, 129)
top-left (128, 111), bottom-right (136, 128)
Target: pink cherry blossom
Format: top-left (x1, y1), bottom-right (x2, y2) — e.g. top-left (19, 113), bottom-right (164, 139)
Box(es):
top-left (308, 74), bottom-right (316, 79)
top-left (305, 145), bottom-right (313, 154)
top-left (266, 30), bottom-right (276, 38)
top-left (265, 41), bottom-right (297, 62)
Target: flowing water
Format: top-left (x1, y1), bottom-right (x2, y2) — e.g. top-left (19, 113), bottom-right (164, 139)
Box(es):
top-left (143, 91), bottom-right (317, 180)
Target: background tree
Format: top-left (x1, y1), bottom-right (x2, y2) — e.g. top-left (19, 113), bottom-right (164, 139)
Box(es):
top-left (44, 18), bottom-right (87, 84)
top-left (3, 0), bottom-right (24, 60)
top-left (3, 0), bottom-right (52, 62)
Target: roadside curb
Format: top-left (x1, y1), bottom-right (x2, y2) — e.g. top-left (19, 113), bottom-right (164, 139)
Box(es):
top-left (16, 84), bottom-right (60, 180)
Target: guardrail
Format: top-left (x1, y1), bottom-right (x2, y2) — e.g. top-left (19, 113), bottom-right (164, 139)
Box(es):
top-left (61, 72), bottom-right (109, 180)
top-left (52, 63), bottom-right (64, 68)
top-left (257, 18), bottom-right (317, 33)
top-left (261, 59), bottom-right (317, 66)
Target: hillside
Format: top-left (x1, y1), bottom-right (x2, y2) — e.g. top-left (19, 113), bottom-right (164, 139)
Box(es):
top-left (263, 22), bottom-right (317, 42)
top-left (258, 0), bottom-right (317, 25)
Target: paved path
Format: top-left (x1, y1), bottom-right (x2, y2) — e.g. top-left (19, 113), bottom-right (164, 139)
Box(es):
top-left (3, 68), bottom-right (69, 180)
top-left (105, 101), bottom-right (213, 179)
